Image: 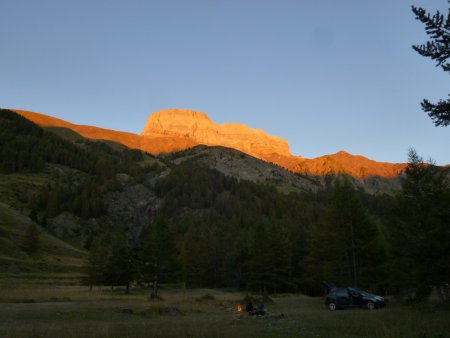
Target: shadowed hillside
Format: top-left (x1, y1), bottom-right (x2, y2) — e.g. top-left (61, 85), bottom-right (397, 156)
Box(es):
top-left (13, 108), bottom-right (407, 180)
top-left (1, 108), bottom-right (449, 304)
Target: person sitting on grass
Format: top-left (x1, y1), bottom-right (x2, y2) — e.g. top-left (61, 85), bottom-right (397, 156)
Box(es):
top-left (245, 301), bottom-right (254, 314)
top-left (255, 302), bottom-right (265, 316)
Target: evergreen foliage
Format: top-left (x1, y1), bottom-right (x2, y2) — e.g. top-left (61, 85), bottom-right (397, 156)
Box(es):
top-left (303, 180), bottom-right (387, 293)
top-left (412, 2), bottom-right (450, 126)
top-left (154, 164), bottom-right (317, 291)
top-left (246, 222), bottom-right (293, 292)
top-left (0, 108), bottom-right (149, 220)
top-left (139, 218), bottom-right (180, 297)
top-left (85, 236), bottom-right (109, 291)
top-left (183, 223), bottom-right (233, 288)
top-left (0, 109), bottom-right (96, 172)
top-left (103, 229), bottom-right (135, 293)
top-left (389, 149), bottom-right (450, 302)
top-left (4, 108), bottom-right (449, 300)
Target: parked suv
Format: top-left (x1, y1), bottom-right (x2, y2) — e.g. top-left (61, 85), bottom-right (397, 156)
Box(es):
top-left (325, 287), bottom-right (387, 311)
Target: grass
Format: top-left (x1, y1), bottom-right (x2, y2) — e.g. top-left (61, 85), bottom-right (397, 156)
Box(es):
top-left (0, 202), bottom-right (87, 275)
top-left (0, 172), bottom-right (50, 207)
top-left (45, 127), bottom-right (89, 143)
top-left (0, 280), bottom-right (448, 338)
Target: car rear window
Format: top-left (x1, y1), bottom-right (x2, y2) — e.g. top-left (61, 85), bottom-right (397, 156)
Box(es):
top-left (336, 288), bottom-right (349, 297)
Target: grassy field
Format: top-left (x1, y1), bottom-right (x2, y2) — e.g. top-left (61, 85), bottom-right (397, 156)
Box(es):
top-left (0, 183), bottom-right (448, 337)
top-left (0, 278), bottom-right (449, 338)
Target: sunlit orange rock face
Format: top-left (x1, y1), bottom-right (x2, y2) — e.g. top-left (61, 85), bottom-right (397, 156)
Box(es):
top-left (14, 109), bottom-right (406, 179)
top-left (141, 109), bottom-right (291, 159)
top-left (294, 151), bottom-right (405, 179)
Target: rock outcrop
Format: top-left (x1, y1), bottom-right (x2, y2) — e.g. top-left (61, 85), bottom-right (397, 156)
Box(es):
top-left (104, 182), bottom-right (159, 244)
top-left (141, 109), bottom-right (291, 159)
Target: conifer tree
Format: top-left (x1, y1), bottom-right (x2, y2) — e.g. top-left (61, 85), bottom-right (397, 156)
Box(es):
top-left (183, 225), bottom-right (229, 288)
top-left (140, 218), bottom-right (180, 299)
top-left (412, 1), bottom-right (450, 126)
top-left (246, 222), bottom-right (293, 292)
top-left (304, 180), bottom-right (386, 290)
top-left (104, 229), bottom-right (135, 293)
top-left (84, 235), bottom-right (110, 291)
top-left (389, 149), bottom-right (450, 302)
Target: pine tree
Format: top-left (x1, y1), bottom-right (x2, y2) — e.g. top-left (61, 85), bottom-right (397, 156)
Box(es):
top-left (84, 235), bottom-right (110, 291)
top-left (412, 2), bottom-right (450, 126)
top-left (103, 229), bottom-right (135, 293)
top-left (389, 149), bottom-right (450, 302)
top-left (246, 222), bottom-right (293, 293)
top-left (304, 180), bottom-right (387, 290)
top-left (140, 219), bottom-right (180, 299)
top-left (183, 226), bottom-right (227, 288)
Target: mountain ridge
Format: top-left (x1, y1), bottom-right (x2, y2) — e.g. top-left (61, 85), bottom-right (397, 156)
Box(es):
top-left (13, 108), bottom-right (406, 179)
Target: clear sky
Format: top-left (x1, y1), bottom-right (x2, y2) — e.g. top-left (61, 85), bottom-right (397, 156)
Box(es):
top-left (1, 0), bottom-right (449, 164)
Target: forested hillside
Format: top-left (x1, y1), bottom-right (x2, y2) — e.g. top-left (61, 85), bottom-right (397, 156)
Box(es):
top-left (1, 108), bottom-right (449, 302)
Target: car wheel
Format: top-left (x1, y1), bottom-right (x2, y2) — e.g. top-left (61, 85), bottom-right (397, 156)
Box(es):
top-left (367, 302), bottom-right (375, 310)
top-left (328, 302), bottom-right (337, 311)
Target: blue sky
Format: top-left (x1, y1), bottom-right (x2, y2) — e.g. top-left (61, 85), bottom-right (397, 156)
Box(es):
top-left (1, 0), bottom-right (449, 164)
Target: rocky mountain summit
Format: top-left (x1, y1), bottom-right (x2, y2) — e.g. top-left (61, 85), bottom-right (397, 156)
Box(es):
top-left (14, 108), bottom-right (406, 179)
top-left (142, 109), bottom-right (291, 159)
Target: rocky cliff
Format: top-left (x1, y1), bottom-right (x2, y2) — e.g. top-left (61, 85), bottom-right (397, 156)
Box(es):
top-left (141, 109), bottom-right (291, 159)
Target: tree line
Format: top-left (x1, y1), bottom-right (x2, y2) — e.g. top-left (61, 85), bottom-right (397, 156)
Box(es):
top-left (0, 108), bottom-right (162, 223)
top-left (2, 109), bottom-right (448, 302)
top-left (85, 151), bottom-right (449, 302)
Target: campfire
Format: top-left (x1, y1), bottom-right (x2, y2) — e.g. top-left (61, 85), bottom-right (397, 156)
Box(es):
top-left (236, 304), bottom-right (243, 312)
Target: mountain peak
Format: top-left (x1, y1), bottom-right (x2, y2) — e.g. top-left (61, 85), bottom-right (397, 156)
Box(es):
top-left (141, 109), bottom-right (214, 137)
top-left (146, 109), bottom-right (212, 124)
top-left (141, 109), bottom-right (291, 158)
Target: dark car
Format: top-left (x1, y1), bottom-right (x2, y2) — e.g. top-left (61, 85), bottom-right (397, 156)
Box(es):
top-left (325, 287), bottom-right (387, 311)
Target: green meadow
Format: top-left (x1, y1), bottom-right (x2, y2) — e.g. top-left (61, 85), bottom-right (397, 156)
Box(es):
top-left (0, 277), bottom-right (449, 338)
